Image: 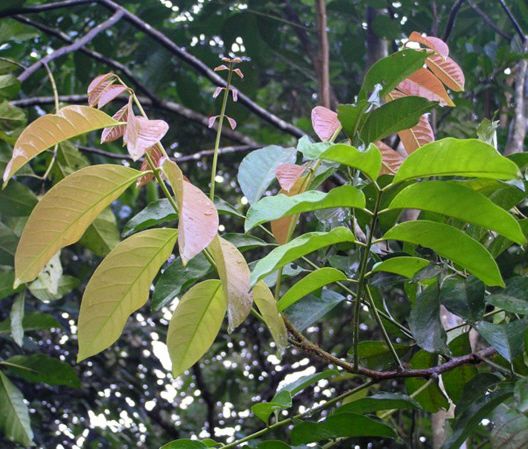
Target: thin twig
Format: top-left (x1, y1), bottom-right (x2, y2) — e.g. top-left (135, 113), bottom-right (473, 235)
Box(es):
top-left (467, 1), bottom-right (511, 40)
top-left (0, 0), bottom-right (94, 18)
top-left (498, 0), bottom-right (526, 42)
top-left (443, 0), bottom-right (466, 41)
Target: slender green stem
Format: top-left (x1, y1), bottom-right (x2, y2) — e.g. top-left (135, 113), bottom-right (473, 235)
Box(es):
top-left (210, 66), bottom-right (233, 201)
top-left (41, 62), bottom-right (60, 181)
top-left (353, 187), bottom-right (382, 368)
top-left (221, 380), bottom-right (375, 449)
top-left (366, 285), bottom-right (403, 369)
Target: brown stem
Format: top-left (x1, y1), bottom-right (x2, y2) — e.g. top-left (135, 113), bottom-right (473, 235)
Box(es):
top-left (442, 0), bottom-right (466, 41)
top-left (315, 0), bottom-right (330, 108)
top-left (17, 10), bottom-right (125, 82)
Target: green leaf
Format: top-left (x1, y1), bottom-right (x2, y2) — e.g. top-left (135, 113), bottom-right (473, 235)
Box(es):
top-left (475, 320), bottom-right (527, 362)
top-left (0, 222), bottom-right (18, 266)
top-left (256, 442), bottom-right (291, 449)
top-left (405, 351), bottom-right (449, 413)
top-left (237, 145), bottom-right (296, 204)
top-left (351, 340), bottom-right (411, 370)
top-left (222, 233), bottom-right (270, 251)
top-left (14, 164), bottom-right (142, 285)
top-left (79, 207), bottom-right (120, 257)
top-left (334, 392), bottom-right (420, 414)
top-left (439, 277), bottom-right (485, 323)
top-left (0, 180), bottom-right (37, 217)
top-left (245, 186), bottom-right (365, 232)
top-left (485, 277), bottom-right (528, 315)
top-left (251, 390), bottom-right (292, 424)
top-left (77, 228), bottom-right (178, 361)
top-left (278, 267), bottom-right (347, 311)
top-left (0, 100), bottom-right (26, 132)
top-left (442, 333), bottom-right (478, 403)
top-left (285, 289), bottom-right (346, 331)
top-left (0, 372), bottom-right (33, 447)
top-left (372, 256), bottom-right (429, 278)
top-left (291, 413), bottom-right (396, 445)
top-left (0, 270), bottom-right (20, 300)
top-left (337, 101), bottom-right (368, 138)
top-left (167, 279), bottom-right (227, 377)
top-left (359, 48), bottom-right (428, 100)
top-left (387, 181), bottom-right (526, 244)
top-left (1, 354), bottom-right (80, 387)
top-left (250, 227), bottom-right (355, 285)
top-left (360, 97), bottom-right (436, 143)
top-left (49, 141), bottom-right (89, 182)
top-left (320, 143), bottom-right (382, 180)
top-left (297, 135), bottom-right (330, 160)
top-left (3, 105), bottom-right (121, 183)
top-left (0, 74), bottom-right (20, 100)
top-left (10, 292), bottom-right (24, 346)
top-left (409, 282), bottom-right (448, 353)
top-left (253, 281), bottom-right (288, 353)
top-left (0, 312), bottom-right (61, 334)
top-left (123, 198), bottom-right (177, 237)
top-left (152, 254), bottom-right (211, 311)
top-left (160, 440), bottom-right (207, 449)
top-left (28, 275), bottom-right (79, 302)
top-left (383, 220), bottom-right (504, 287)
top-left (393, 138), bottom-right (520, 184)
top-left (490, 404), bottom-right (528, 449)
top-left (514, 377), bottom-right (528, 413)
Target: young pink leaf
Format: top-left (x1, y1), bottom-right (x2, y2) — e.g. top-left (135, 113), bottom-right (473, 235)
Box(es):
top-left (208, 116), bottom-right (218, 128)
top-left (233, 68), bottom-right (244, 78)
top-left (97, 84), bottom-right (127, 109)
top-left (226, 116), bottom-right (237, 130)
top-left (213, 87), bottom-right (223, 99)
top-left (426, 54), bottom-right (465, 92)
top-left (408, 31), bottom-right (449, 58)
top-left (398, 114), bottom-right (435, 155)
top-left (214, 64), bottom-right (229, 72)
top-left (377, 141), bottom-right (405, 175)
top-left (101, 104), bottom-right (128, 144)
top-left (87, 73), bottom-right (114, 107)
top-left (231, 88), bottom-right (238, 102)
top-left (397, 68), bottom-right (454, 107)
top-left (311, 106), bottom-right (339, 141)
top-left (137, 146), bottom-right (164, 188)
top-left (275, 163), bottom-right (305, 192)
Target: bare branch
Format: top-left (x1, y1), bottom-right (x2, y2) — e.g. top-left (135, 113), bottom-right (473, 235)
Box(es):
top-left (18, 10), bottom-right (125, 82)
top-left (315, 0), bottom-right (331, 108)
top-left (498, 0), bottom-right (526, 42)
top-left (0, 0), bottom-right (95, 18)
top-left (443, 0), bottom-right (466, 41)
top-left (467, 0), bottom-right (511, 40)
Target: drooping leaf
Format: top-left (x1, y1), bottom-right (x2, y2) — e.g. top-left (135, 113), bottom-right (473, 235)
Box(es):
top-left (237, 145), bottom-right (297, 204)
top-left (250, 227), bottom-right (356, 285)
top-left (383, 220), bottom-right (504, 287)
top-left (87, 73), bottom-right (114, 107)
top-left (359, 48), bottom-right (428, 100)
top-left (311, 106), bottom-right (339, 141)
top-left (101, 104), bottom-right (127, 144)
top-left (319, 143), bottom-right (382, 180)
top-left (291, 413), bottom-right (396, 445)
top-left (475, 320), bottom-right (527, 362)
top-left (123, 198), bottom-right (177, 237)
top-left (77, 228), bottom-right (178, 361)
top-left (396, 68), bottom-right (454, 106)
top-left (152, 254), bottom-right (211, 311)
top-left (0, 372), bottom-right (33, 447)
top-left (388, 181), bottom-right (526, 244)
top-left (245, 186), bottom-right (365, 232)
top-left (285, 289), bottom-right (346, 331)
top-left (334, 392), bottom-right (420, 414)
top-left (79, 207), bottom-right (120, 257)
top-left (10, 292), bottom-right (24, 346)
top-left (209, 235), bottom-right (252, 332)
top-left (2, 354), bottom-right (80, 387)
top-left (485, 277), bottom-right (528, 315)
top-left (253, 281), bottom-right (288, 353)
top-left (3, 105), bottom-right (121, 183)
top-left (409, 282), bottom-right (449, 353)
top-left (372, 256), bottom-right (429, 278)
top-left (426, 54), bottom-right (465, 92)
top-left (359, 96), bottom-right (436, 144)
top-left (167, 279), bottom-right (227, 377)
top-left (393, 138), bottom-right (520, 184)
top-left (14, 165), bottom-right (142, 285)
top-left (278, 267), bottom-right (347, 311)
top-left (97, 84), bottom-right (127, 108)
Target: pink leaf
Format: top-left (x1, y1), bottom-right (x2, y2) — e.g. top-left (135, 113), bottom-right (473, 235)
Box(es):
top-left (214, 64), bottom-right (229, 72)
top-left (137, 146), bottom-right (164, 188)
top-left (398, 114), bottom-right (435, 155)
top-left (311, 106), bottom-right (339, 141)
top-left (426, 55), bottom-right (465, 92)
top-left (408, 31), bottom-right (449, 58)
top-left (233, 68), bottom-right (244, 78)
top-left (213, 87), bottom-right (223, 99)
top-left (87, 73), bottom-right (114, 107)
top-left (226, 116), bottom-right (237, 130)
top-left (397, 68), bottom-right (454, 106)
top-left (208, 116), bottom-right (218, 128)
top-left (231, 88), bottom-right (238, 102)
top-left (100, 104), bottom-right (128, 144)
top-left (97, 84), bottom-right (127, 109)
top-left (275, 163), bottom-right (305, 192)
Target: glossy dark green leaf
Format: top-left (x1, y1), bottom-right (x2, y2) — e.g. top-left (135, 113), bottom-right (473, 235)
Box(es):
top-left (222, 233), bottom-right (270, 251)
top-left (278, 267), bottom-right (347, 311)
top-left (485, 277), bottom-right (528, 315)
top-left (372, 256), bottom-right (429, 278)
top-left (320, 143), bottom-right (382, 180)
top-left (334, 392), bottom-right (420, 415)
top-left (337, 101), bottom-right (368, 138)
top-left (442, 333), bottom-right (478, 403)
top-left (383, 220), bottom-right (504, 287)
top-left (388, 181), bottom-right (526, 244)
top-left (393, 138), bottom-right (520, 184)
top-left (245, 186), bottom-right (365, 232)
top-left (1, 354), bottom-right (80, 387)
top-left (0, 372), bottom-right (33, 447)
top-left (409, 282), bottom-right (448, 353)
top-left (475, 320), bottom-right (527, 362)
top-left (285, 289), bottom-right (346, 331)
top-left (0, 180), bottom-right (37, 217)
top-left (0, 222), bottom-right (18, 266)
top-left (291, 413), bottom-right (396, 444)
top-left (160, 440), bottom-right (207, 449)
top-left (0, 270), bottom-right (19, 300)
top-left (0, 100), bottom-right (26, 132)
top-left (123, 198), bottom-right (177, 237)
top-left (0, 312), bottom-right (61, 334)
top-left (350, 340), bottom-right (411, 370)
top-left (360, 97), bottom-right (436, 143)
top-left (152, 254), bottom-right (211, 311)
top-left (250, 227), bottom-right (355, 285)
top-left (359, 48), bottom-right (428, 100)
top-left (439, 277), bottom-right (485, 322)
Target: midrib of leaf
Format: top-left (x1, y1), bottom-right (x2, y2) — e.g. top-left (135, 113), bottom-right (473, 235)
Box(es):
top-left (19, 171), bottom-right (143, 283)
top-left (0, 373), bottom-right (31, 444)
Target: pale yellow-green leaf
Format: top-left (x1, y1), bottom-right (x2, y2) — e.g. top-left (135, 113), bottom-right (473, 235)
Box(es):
top-left (167, 279), bottom-right (227, 377)
top-left (253, 281), bottom-right (288, 354)
top-left (15, 165), bottom-right (142, 285)
top-left (77, 228), bottom-right (178, 361)
top-left (3, 105), bottom-right (121, 184)
top-left (0, 372), bottom-right (33, 447)
top-left (209, 235), bottom-right (252, 332)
